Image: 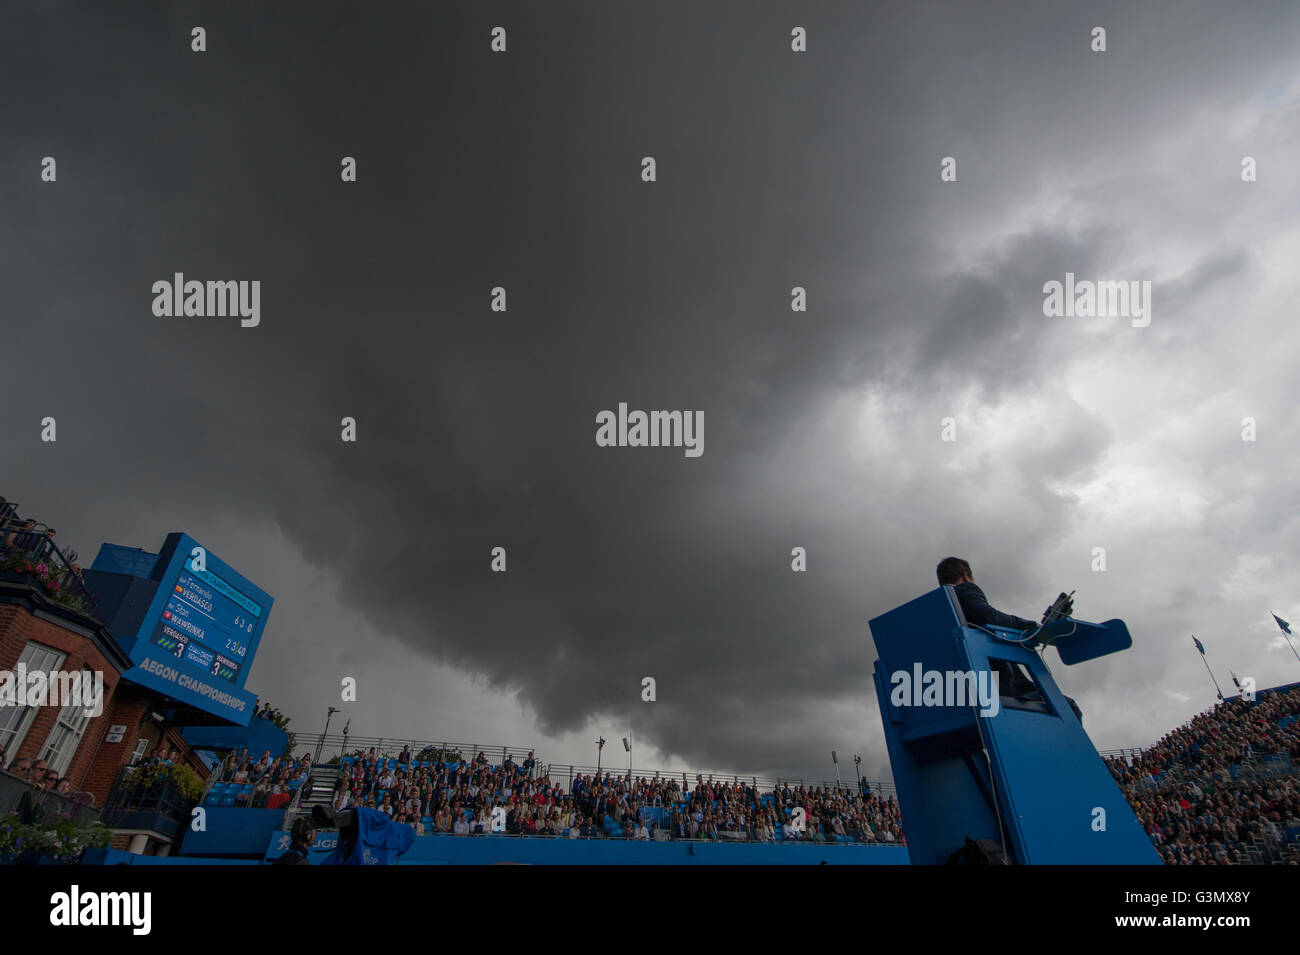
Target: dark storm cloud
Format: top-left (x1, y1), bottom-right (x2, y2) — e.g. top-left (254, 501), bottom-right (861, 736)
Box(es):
top-left (5, 1), bottom-right (1300, 781)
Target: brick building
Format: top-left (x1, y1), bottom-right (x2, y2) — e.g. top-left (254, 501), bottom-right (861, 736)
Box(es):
top-left (1, 503), bottom-right (274, 856)
top-left (0, 574), bottom-right (210, 853)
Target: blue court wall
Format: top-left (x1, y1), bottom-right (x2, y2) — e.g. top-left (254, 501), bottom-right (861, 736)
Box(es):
top-left (86, 835), bottom-right (911, 866)
top-left (394, 835), bottom-right (910, 865)
top-left (182, 714), bottom-right (288, 761)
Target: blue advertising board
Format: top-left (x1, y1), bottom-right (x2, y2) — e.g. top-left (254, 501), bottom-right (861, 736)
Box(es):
top-left (118, 533), bottom-right (273, 725)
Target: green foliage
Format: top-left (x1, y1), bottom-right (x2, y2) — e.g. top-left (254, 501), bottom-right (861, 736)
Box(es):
top-left (280, 731), bottom-right (297, 760)
top-left (416, 746), bottom-right (463, 764)
top-left (0, 808), bottom-right (111, 864)
top-left (0, 556), bottom-right (95, 616)
top-left (136, 762), bottom-right (206, 803)
top-left (326, 747), bottom-right (368, 766)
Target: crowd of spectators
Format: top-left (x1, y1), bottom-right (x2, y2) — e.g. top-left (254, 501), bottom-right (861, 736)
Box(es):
top-left (663, 780), bottom-right (904, 844)
top-left (215, 747), bottom-right (312, 809)
top-left (2, 750), bottom-right (78, 799)
top-left (327, 746), bottom-right (904, 845)
top-left (1107, 685), bottom-right (1300, 865)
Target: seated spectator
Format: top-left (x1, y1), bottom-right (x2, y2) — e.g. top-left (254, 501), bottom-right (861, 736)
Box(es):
top-left (7, 757), bottom-right (33, 784)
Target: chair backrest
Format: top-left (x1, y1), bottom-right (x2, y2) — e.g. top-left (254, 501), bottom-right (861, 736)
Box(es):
top-left (942, 584), bottom-right (970, 628)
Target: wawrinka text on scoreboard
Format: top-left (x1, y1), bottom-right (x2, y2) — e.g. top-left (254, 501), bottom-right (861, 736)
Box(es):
top-left (152, 561), bottom-right (262, 683)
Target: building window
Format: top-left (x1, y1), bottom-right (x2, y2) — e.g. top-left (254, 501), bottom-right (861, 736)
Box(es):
top-left (39, 667), bottom-right (96, 777)
top-left (0, 642), bottom-right (67, 759)
top-left (129, 738), bottom-right (149, 767)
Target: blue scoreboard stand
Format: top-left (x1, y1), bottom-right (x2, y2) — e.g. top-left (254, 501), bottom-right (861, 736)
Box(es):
top-left (83, 532), bottom-right (273, 727)
top-left (868, 586), bottom-right (1160, 865)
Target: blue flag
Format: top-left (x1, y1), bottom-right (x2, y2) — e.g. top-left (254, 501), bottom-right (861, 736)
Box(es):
top-left (1273, 613), bottom-right (1292, 636)
top-left (1193, 635), bottom-right (1206, 655)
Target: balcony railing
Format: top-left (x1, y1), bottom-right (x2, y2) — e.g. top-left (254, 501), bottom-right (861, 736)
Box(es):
top-left (100, 766), bottom-right (195, 840)
top-left (0, 769), bottom-right (101, 829)
top-left (0, 510), bottom-right (101, 620)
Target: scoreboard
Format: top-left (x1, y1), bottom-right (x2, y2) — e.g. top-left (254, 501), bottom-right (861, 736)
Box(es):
top-left (153, 563), bottom-right (261, 682)
top-left (120, 532), bottom-right (273, 725)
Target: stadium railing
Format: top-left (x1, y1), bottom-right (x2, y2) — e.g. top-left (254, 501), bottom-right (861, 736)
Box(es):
top-left (295, 734), bottom-right (540, 771)
top-left (543, 763), bottom-right (897, 801)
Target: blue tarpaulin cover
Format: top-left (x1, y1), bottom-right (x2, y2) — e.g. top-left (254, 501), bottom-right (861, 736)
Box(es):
top-left (323, 808), bottom-right (415, 865)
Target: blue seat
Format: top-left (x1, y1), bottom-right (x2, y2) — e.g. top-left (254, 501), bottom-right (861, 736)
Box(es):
top-left (220, 794), bottom-right (236, 807)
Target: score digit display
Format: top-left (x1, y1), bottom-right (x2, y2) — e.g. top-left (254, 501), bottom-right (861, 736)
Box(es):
top-left (149, 561), bottom-right (262, 684)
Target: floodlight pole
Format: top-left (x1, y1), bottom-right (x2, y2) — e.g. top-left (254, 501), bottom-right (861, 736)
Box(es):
top-left (317, 706), bottom-right (339, 763)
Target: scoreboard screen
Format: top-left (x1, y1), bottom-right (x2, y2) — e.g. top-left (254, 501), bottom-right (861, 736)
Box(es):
top-left (120, 532), bottom-right (274, 725)
top-left (151, 562), bottom-right (262, 683)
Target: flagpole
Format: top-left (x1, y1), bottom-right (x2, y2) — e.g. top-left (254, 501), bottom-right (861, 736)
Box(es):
top-left (1272, 613), bottom-right (1300, 665)
top-left (1193, 635), bottom-right (1225, 701)
top-left (1284, 638), bottom-right (1300, 665)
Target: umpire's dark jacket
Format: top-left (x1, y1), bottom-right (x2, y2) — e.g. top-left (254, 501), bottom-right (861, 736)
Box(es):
top-left (953, 582), bottom-right (1036, 631)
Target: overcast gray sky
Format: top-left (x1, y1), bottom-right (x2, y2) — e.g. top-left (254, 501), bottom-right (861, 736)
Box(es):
top-left (4, 1), bottom-right (1300, 786)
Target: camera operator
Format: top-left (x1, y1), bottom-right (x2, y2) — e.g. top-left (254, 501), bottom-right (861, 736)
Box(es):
top-left (272, 816), bottom-right (316, 865)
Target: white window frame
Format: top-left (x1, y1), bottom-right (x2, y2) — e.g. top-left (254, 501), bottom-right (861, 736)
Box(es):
top-left (129, 737), bottom-right (149, 767)
top-left (0, 642), bottom-right (67, 762)
top-left (39, 666), bottom-right (95, 777)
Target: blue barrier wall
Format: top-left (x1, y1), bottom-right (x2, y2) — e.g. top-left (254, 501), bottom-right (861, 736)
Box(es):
top-left (260, 832), bottom-right (909, 865)
top-left (182, 714), bottom-right (288, 760)
top-left (180, 807), bottom-right (287, 856)
top-left (83, 848), bottom-right (258, 865)
top-left (85, 835), bottom-right (909, 865)
top-left (399, 835), bottom-right (910, 865)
